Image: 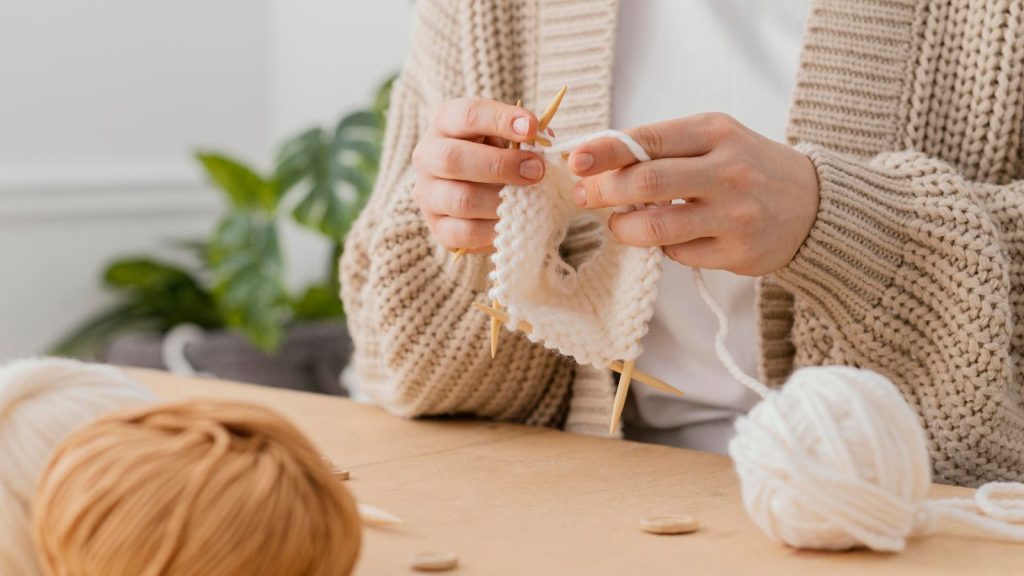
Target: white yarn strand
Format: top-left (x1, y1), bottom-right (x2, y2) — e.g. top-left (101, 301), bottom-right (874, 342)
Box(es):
top-left (691, 268), bottom-right (771, 399)
top-left (691, 266), bottom-right (1024, 551)
top-left (525, 129), bottom-right (652, 162)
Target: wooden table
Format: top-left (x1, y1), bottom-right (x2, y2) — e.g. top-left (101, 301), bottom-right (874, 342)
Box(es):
top-left (130, 368), bottom-right (1024, 575)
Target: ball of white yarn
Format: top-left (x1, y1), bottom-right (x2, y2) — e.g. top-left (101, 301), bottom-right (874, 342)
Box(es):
top-left (0, 357), bottom-right (154, 575)
top-left (728, 366), bottom-right (932, 552)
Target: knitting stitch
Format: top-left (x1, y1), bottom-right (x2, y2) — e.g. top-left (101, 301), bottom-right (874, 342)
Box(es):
top-left (490, 131), bottom-right (661, 368)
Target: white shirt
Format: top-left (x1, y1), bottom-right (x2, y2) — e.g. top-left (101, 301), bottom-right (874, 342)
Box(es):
top-left (611, 0), bottom-right (811, 453)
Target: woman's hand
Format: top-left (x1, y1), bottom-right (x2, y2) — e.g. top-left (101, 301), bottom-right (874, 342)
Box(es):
top-left (413, 98), bottom-right (544, 253)
top-left (569, 113), bottom-right (820, 276)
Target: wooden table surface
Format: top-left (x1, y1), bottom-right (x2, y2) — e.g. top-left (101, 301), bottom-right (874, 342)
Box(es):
top-left (129, 368), bottom-right (1024, 575)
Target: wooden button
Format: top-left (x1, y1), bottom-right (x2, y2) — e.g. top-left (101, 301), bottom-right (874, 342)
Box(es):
top-left (321, 456), bottom-right (350, 480)
top-left (410, 551), bottom-right (458, 572)
top-left (640, 515), bottom-right (699, 535)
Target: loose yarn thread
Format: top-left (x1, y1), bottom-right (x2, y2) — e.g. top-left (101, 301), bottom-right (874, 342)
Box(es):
top-left (692, 268), bottom-right (1024, 551)
top-left (0, 357), bottom-right (153, 576)
top-left (490, 130), bottom-right (663, 368)
top-left (33, 400), bottom-right (362, 576)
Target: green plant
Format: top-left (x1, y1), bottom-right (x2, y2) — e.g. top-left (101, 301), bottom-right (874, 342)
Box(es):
top-left (53, 76), bottom-right (394, 356)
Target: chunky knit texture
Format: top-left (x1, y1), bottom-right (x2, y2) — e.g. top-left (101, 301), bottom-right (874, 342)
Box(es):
top-left (490, 131), bottom-right (661, 368)
top-left (341, 0), bottom-right (1024, 485)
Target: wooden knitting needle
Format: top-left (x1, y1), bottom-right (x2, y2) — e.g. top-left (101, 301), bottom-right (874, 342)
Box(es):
top-left (471, 302), bottom-right (682, 398)
top-left (609, 360), bottom-right (634, 435)
top-left (535, 85), bottom-right (568, 140)
top-left (490, 99), bottom-right (524, 358)
top-left (508, 99), bottom-right (524, 144)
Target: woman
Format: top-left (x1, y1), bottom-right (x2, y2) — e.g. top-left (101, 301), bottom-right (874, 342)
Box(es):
top-left (342, 0), bottom-right (1024, 487)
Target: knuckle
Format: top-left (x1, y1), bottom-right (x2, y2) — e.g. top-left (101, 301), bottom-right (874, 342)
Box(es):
top-left (449, 183), bottom-right (474, 216)
top-left (706, 112), bottom-right (740, 137)
top-left (586, 178), bottom-right (605, 206)
top-left (435, 141), bottom-right (461, 176)
top-left (488, 152), bottom-right (508, 179)
top-left (732, 201), bottom-right (762, 231)
top-left (495, 107), bottom-right (512, 136)
top-left (412, 140), bottom-right (427, 170)
top-left (455, 220), bottom-right (489, 247)
top-left (728, 245), bottom-right (758, 275)
top-left (640, 213), bottom-right (669, 245)
top-left (412, 178), bottom-right (427, 206)
top-left (436, 229), bottom-right (458, 250)
top-left (460, 98), bottom-right (483, 131)
top-left (663, 243), bottom-right (686, 263)
top-left (721, 157), bottom-right (756, 191)
top-left (633, 125), bottom-right (666, 158)
top-left (635, 166), bottom-right (666, 197)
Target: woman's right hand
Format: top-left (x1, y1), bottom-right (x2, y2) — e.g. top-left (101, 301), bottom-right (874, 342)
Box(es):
top-left (413, 97), bottom-right (545, 253)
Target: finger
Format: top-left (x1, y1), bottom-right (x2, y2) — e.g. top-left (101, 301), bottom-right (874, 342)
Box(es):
top-left (414, 137), bottom-right (545, 185)
top-left (574, 156), bottom-right (719, 209)
top-left (433, 97), bottom-right (538, 142)
top-left (607, 203), bottom-right (718, 248)
top-left (416, 177), bottom-right (501, 219)
top-left (662, 237), bottom-right (722, 269)
top-left (432, 216), bottom-right (497, 251)
top-left (569, 112), bottom-right (738, 176)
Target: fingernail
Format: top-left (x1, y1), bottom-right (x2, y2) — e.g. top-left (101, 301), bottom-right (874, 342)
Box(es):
top-left (571, 153), bottom-right (594, 173)
top-left (573, 183), bottom-right (587, 206)
top-left (520, 158), bottom-right (543, 180)
top-left (512, 116), bottom-right (530, 136)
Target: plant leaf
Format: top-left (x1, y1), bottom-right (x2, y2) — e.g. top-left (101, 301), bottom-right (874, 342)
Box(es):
top-left (48, 302), bottom-right (160, 358)
top-left (372, 75), bottom-right (397, 118)
top-left (104, 259), bottom-right (222, 329)
top-left (276, 112), bottom-right (383, 240)
top-left (292, 283), bottom-right (344, 321)
top-left (274, 127), bottom-right (325, 194)
top-left (196, 152), bottom-right (278, 212)
top-left (207, 212), bottom-right (290, 351)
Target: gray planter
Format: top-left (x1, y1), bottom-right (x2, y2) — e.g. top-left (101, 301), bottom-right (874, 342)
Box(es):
top-left (104, 321), bottom-right (353, 396)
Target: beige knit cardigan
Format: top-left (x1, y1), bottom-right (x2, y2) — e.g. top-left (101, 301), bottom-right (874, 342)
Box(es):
top-left (342, 0), bottom-right (1024, 486)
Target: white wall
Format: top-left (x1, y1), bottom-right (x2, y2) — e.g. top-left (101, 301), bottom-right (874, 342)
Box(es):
top-left (269, 0), bottom-right (414, 137)
top-left (268, 0), bottom-right (414, 293)
top-left (0, 0), bottom-right (414, 359)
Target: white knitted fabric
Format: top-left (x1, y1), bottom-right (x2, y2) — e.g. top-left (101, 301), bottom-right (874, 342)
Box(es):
top-left (489, 130), bottom-right (662, 368)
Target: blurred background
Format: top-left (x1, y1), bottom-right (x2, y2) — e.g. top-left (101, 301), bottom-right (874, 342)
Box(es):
top-left (0, 0), bottom-right (413, 393)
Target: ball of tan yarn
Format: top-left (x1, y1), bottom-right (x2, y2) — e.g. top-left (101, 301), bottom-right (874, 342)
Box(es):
top-left (33, 400), bottom-right (361, 576)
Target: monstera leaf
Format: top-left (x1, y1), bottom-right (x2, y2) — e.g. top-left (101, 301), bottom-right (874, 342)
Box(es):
top-left (275, 77), bottom-right (392, 241)
top-left (208, 212), bottom-right (290, 351)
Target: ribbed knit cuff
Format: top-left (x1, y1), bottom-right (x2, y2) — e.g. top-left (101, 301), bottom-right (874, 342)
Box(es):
top-left (564, 364), bottom-right (619, 438)
top-left (770, 144), bottom-right (923, 327)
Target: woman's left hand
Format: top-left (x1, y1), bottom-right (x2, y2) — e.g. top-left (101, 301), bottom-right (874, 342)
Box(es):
top-left (568, 113), bottom-right (820, 276)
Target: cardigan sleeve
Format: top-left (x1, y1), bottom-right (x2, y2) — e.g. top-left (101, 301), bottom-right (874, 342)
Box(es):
top-left (339, 26), bottom-right (574, 427)
top-left (770, 143), bottom-right (1024, 485)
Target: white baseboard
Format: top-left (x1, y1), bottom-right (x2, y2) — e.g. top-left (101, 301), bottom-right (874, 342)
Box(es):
top-left (0, 158), bottom-right (223, 221)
